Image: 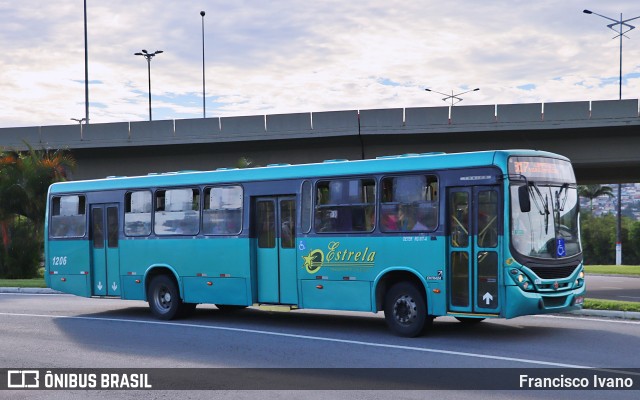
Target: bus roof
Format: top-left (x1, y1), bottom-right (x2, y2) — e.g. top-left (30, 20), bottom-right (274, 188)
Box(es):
top-left (49, 149), bottom-right (568, 194)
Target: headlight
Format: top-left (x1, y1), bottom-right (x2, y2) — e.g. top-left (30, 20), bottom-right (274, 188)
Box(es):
top-left (518, 274), bottom-right (524, 283)
top-left (579, 271), bottom-right (585, 279)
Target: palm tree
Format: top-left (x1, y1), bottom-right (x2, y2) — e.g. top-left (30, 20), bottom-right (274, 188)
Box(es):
top-left (17, 145), bottom-right (76, 236)
top-left (0, 150), bottom-right (23, 250)
top-left (578, 184), bottom-right (615, 212)
top-left (0, 146), bottom-right (75, 250)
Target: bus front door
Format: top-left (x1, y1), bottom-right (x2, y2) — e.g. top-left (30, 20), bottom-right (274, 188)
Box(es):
top-left (254, 196), bottom-right (298, 304)
top-left (90, 204), bottom-right (121, 296)
top-left (447, 187), bottom-right (501, 315)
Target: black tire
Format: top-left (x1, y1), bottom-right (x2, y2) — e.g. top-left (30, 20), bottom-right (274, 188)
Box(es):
top-left (384, 282), bottom-right (429, 337)
top-left (147, 275), bottom-right (185, 320)
top-left (455, 317), bottom-right (485, 324)
top-left (215, 304), bottom-right (248, 312)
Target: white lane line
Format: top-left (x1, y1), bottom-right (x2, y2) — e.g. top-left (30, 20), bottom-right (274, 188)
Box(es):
top-left (0, 311), bottom-right (593, 369)
top-left (534, 314), bottom-right (640, 325)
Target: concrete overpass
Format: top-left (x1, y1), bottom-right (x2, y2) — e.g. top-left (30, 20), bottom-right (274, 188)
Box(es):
top-left (1, 99), bottom-right (639, 182)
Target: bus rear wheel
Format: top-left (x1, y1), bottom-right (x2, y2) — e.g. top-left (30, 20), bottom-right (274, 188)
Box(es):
top-left (384, 282), bottom-right (429, 337)
top-left (148, 275), bottom-right (186, 320)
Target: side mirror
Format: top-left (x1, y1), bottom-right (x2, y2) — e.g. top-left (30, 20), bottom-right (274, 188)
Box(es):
top-left (518, 185), bottom-right (531, 213)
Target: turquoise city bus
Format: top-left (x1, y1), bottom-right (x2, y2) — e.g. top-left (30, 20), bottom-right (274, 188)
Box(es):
top-left (45, 150), bottom-right (585, 337)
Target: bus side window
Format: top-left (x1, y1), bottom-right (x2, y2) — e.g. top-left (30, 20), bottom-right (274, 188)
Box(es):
top-left (124, 191), bottom-right (152, 236)
top-left (314, 179), bottom-right (375, 233)
top-left (154, 188), bottom-right (200, 235)
top-left (203, 186), bottom-right (243, 235)
top-left (50, 195), bottom-right (86, 238)
top-left (380, 175), bottom-right (438, 232)
top-left (301, 181), bottom-right (312, 234)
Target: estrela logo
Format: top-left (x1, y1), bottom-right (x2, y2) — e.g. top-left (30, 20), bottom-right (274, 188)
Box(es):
top-left (302, 249), bottom-right (324, 274)
top-left (302, 241), bottom-right (376, 274)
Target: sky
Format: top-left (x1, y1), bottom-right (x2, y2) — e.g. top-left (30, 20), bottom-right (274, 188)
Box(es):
top-left (0, 0), bottom-right (639, 128)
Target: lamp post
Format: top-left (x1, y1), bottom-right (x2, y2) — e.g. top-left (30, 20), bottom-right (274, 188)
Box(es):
top-left (424, 87), bottom-right (480, 106)
top-left (583, 9), bottom-right (640, 100)
top-left (583, 9), bottom-right (640, 266)
top-left (200, 10), bottom-right (206, 118)
top-left (134, 49), bottom-right (163, 121)
top-left (83, 0), bottom-right (89, 124)
top-left (71, 117), bottom-right (87, 140)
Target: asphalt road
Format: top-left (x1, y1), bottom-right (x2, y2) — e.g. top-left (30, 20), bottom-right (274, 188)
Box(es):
top-left (585, 274), bottom-right (640, 302)
top-left (1, 293), bottom-right (639, 400)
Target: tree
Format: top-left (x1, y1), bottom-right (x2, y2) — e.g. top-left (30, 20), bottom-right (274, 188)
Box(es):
top-left (578, 184), bottom-right (614, 212)
top-left (0, 145), bottom-right (75, 277)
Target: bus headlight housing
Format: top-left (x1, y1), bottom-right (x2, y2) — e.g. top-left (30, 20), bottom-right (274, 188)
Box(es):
top-left (510, 268), bottom-right (534, 291)
top-left (574, 268), bottom-right (585, 288)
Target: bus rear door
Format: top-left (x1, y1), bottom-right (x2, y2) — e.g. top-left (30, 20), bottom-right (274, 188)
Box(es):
top-left (90, 204), bottom-right (121, 296)
top-left (254, 196), bottom-right (298, 304)
top-left (447, 186), bottom-right (501, 315)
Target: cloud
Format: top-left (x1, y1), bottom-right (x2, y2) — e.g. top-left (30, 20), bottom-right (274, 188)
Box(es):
top-left (0, 0), bottom-right (639, 128)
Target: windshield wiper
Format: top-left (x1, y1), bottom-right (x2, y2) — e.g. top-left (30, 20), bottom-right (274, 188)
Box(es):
top-left (555, 183), bottom-right (569, 212)
top-left (529, 182), bottom-right (550, 234)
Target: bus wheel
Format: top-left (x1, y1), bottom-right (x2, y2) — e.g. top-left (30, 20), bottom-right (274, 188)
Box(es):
top-left (148, 275), bottom-right (183, 320)
top-left (384, 282), bottom-right (428, 337)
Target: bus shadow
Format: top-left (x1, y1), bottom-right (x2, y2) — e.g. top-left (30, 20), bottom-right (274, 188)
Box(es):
top-left (56, 303), bottom-right (558, 341)
top-left (50, 305), bottom-right (588, 368)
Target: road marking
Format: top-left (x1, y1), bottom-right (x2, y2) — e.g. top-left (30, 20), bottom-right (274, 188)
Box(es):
top-left (0, 311), bottom-right (605, 369)
top-left (535, 314), bottom-right (640, 325)
top-left (618, 296), bottom-right (640, 300)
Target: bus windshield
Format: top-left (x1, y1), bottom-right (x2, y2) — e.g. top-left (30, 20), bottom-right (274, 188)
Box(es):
top-left (508, 157), bottom-right (581, 260)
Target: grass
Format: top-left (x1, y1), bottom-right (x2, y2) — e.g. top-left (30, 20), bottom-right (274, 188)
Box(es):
top-left (583, 298), bottom-right (640, 313)
top-left (584, 265), bottom-right (640, 276)
top-left (0, 278), bottom-right (46, 288)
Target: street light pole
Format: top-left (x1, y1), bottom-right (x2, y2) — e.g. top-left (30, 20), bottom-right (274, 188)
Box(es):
top-left (583, 9), bottom-right (640, 100)
top-left (583, 9), bottom-right (640, 266)
top-left (134, 49), bottom-right (163, 121)
top-left (201, 10), bottom-right (206, 118)
top-left (424, 87), bottom-right (480, 106)
top-left (83, 0), bottom-right (89, 124)
top-left (71, 117), bottom-right (87, 140)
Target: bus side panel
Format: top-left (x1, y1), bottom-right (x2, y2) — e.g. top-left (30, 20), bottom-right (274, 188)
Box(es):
top-left (46, 239), bottom-right (92, 297)
top-left (183, 277), bottom-right (248, 305)
top-left (121, 275), bottom-right (145, 300)
top-left (298, 236), bottom-right (446, 313)
top-left (119, 237), bottom-right (252, 304)
top-left (301, 280), bottom-right (371, 311)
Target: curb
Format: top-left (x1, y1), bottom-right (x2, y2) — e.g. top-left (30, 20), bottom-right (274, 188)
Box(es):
top-left (1, 287), bottom-right (639, 321)
top-left (568, 309), bottom-right (640, 320)
top-left (0, 287), bottom-right (62, 295)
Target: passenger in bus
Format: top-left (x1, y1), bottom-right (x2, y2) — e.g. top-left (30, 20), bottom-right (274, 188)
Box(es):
top-left (398, 205), bottom-right (427, 231)
top-left (382, 209), bottom-right (399, 231)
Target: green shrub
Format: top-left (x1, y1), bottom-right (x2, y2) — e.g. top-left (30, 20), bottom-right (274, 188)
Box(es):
top-left (0, 218), bottom-right (41, 279)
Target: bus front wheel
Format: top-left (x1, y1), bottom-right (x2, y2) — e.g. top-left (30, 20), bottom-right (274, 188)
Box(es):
top-left (384, 282), bottom-right (429, 337)
top-left (148, 275), bottom-right (185, 320)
